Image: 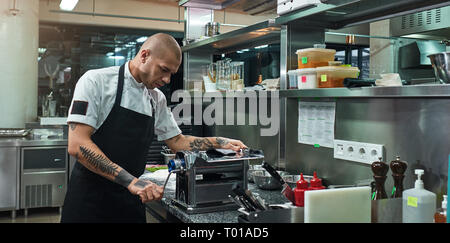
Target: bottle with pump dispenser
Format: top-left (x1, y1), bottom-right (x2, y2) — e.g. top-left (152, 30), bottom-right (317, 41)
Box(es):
top-left (434, 195), bottom-right (447, 223)
top-left (402, 169), bottom-right (436, 223)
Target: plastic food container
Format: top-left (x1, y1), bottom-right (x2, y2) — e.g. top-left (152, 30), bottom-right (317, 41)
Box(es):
top-left (287, 69), bottom-right (299, 89)
top-left (296, 48), bottom-right (336, 69)
top-left (316, 66), bottom-right (360, 88)
top-left (296, 68), bottom-right (317, 89)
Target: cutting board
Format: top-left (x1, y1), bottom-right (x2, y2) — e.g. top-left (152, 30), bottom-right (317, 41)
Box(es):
top-left (304, 186), bottom-right (371, 223)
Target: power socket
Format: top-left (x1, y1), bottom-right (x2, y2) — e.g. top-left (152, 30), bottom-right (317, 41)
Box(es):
top-left (334, 139), bottom-right (384, 164)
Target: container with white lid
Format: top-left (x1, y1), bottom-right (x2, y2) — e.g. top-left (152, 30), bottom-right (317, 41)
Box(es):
top-left (296, 47), bottom-right (336, 69)
top-left (296, 68), bottom-right (317, 89)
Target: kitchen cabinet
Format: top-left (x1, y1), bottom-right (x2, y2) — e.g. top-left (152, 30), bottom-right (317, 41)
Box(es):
top-left (0, 147), bottom-right (19, 218)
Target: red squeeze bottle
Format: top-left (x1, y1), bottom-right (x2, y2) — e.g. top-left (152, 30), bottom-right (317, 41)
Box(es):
top-left (309, 171), bottom-right (326, 190)
top-left (294, 173), bottom-right (309, 207)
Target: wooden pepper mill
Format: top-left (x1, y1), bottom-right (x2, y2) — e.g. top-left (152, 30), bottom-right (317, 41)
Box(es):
top-left (389, 156), bottom-right (408, 198)
top-left (371, 157), bottom-right (389, 200)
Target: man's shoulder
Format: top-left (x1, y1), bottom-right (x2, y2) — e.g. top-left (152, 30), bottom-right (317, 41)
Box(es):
top-left (83, 65), bottom-right (120, 79)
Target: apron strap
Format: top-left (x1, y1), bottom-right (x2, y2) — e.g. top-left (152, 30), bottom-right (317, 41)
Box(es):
top-left (115, 64), bottom-right (125, 106)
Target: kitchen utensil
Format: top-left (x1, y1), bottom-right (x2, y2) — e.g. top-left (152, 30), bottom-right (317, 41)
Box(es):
top-left (0, 128), bottom-right (31, 137)
top-left (428, 52), bottom-right (450, 84)
top-left (262, 162), bottom-right (295, 204)
top-left (390, 156), bottom-right (408, 198)
top-left (247, 164), bottom-right (264, 183)
top-left (232, 183), bottom-right (263, 211)
top-left (228, 194), bottom-right (245, 209)
top-left (162, 169), bottom-right (178, 191)
top-left (253, 170), bottom-right (287, 190)
top-left (304, 186), bottom-right (371, 223)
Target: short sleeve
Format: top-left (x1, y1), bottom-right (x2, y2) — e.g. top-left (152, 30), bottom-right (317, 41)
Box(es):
top-left (66, 71), bottom-right (100, 129)
top-left (153, 92), bottom-right (182, 141)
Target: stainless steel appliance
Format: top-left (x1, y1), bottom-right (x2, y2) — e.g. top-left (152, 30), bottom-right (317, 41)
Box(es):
top-left (170, 149), bottom-right (264, 214)
top-left (0, 147), bottom-right (19, 218)
top-left (20, 146), bottom-right (68, 215)
top-left (428, 51), bottom-right (450, 83)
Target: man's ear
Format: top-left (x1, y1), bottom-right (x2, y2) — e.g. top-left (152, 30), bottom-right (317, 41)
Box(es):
top-left (141, 49), bottom-right (151, 63)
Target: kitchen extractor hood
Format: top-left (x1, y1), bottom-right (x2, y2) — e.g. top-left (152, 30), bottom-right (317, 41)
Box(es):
top-left (399, 41), bottom-right (445, 68)
top-left (179, 0), bottom-right (277, 16)
top-left (391, 5), bottom-right (450, 41)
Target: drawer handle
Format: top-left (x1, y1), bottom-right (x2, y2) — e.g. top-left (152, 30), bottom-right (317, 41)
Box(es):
top-left (54, 158), bottom-right (62, 162)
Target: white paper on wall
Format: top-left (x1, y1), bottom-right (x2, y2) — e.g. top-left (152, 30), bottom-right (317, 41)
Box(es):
top-left (298, 101), bottom-right (336, 148)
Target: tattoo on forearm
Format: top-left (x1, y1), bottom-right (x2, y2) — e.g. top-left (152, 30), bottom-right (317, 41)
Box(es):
top-left (79, 145), bottom-right (135, 188)
top-left (115, 169), bottom-right (135, 188)
top-left (189, 137), bottom-right (214, 151)
top-left (216, 137), bottom-right (229, 146)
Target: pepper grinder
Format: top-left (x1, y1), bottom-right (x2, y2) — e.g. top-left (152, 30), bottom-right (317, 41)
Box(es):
top-left (390, 156), bottom-right (408, 198)
top-left (371, 157), bottom-right (389, 200)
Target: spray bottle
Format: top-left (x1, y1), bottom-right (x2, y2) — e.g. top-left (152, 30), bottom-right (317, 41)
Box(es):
top-left (402, 169), bottom-right (436, 223)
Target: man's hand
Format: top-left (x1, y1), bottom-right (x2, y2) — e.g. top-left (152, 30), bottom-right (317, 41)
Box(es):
top-left (127, 178), bottom-right (163, 203)
top-left (216, 137), bottom-right (247, 152)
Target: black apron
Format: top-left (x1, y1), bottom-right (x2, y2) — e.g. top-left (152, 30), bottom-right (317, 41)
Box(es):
top-left (61, 64), bottom-right (155, 223)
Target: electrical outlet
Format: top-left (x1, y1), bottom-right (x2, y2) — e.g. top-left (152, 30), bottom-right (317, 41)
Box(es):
top-left (334, 140), bottom-right (384, 164)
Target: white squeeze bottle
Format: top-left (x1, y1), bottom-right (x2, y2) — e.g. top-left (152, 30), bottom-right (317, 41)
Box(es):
top-left (402, 169), bottom-right (436, 223)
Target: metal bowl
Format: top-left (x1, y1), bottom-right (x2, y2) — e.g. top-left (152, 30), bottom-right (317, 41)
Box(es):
top-left (428, 52), bottom-right (450, 84)
top-left (282, 174), bottom-right (313, 189)
top-left (253, 170), bottom-right (288, 190)
top-left (247, 164), bottom-right (264, 183)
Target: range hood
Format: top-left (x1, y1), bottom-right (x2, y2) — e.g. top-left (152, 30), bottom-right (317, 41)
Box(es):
top-left (399, 41), bottom-right (445, 68)
top-left (179, 0), bottom-right (277, 16)
top-left (391, 5), bottom-right (450, 41)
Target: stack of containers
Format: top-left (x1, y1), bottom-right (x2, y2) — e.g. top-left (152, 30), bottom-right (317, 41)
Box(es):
top-left (289, 44), bottom-right (336, 89)
top-left (292, 44), bottom-right (361, 89)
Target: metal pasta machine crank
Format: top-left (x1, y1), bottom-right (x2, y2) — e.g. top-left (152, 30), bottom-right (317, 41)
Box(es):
top-left (167, 148), bottom-right (264, 214)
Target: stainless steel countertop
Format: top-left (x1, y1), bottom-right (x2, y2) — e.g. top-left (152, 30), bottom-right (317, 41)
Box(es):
top-left (0, 136), bottom-right (68, 147)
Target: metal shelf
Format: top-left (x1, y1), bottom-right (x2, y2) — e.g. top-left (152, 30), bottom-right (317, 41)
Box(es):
top-left (181, 19), bottom-right (281, 54)
top-left (279, 84), bottom-right (450, 98)
top-left (275, 0), bottom-right (450, 29)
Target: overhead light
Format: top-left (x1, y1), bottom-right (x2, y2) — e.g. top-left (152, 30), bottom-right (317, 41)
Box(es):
top-left (59, 0), bottom-right (79, 11)
top-left (106, 52), bottom-right (114, 56)
top-left (108, 56), bottom-right (125, 60)
top-left (254, 45), bottom-right (268, 49)
top-left (136, 36), bottom-right (148, 43)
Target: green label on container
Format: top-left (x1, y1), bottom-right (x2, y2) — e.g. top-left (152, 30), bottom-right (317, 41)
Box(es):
top-left (302, 57), bottom-right (308, 64)
top-left (321, 75), bottom-right (327, 82)
top-left (407, 196), bottom-right (418, 207)
top-left (314, 144), bottom-right (320, 148)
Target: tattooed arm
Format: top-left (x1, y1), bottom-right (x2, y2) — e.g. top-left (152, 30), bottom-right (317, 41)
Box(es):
top-left (164, 134), bottom-right (247, 153)
top-left (67, 122), bottom-right (163, 203)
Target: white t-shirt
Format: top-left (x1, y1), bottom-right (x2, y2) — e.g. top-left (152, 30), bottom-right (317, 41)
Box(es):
top-left (67, 62), bottom-right (181, 141)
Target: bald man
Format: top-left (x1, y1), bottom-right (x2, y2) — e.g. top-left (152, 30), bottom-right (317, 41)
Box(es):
top-left (60, 33), bottom-right (246, 223)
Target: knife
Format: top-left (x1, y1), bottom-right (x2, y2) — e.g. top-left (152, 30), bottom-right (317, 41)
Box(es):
top-left (262, 162), bottom-right (295, 204)
top-left (244, 189), bottom-right (267, 210)
top-left (232, 183), bottom-right (261, 211)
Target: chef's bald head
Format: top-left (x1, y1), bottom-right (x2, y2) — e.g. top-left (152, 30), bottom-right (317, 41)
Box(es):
top-left (138, 33), bottom-right (181, 61)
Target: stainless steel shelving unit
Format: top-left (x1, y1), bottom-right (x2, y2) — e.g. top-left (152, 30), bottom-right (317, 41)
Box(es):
top-left (181, 19), bottom-right (280, 54)
top-left (275, 0), bottom-right (450, 29)
top-left (280, 84), bottom-right (450, 98)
